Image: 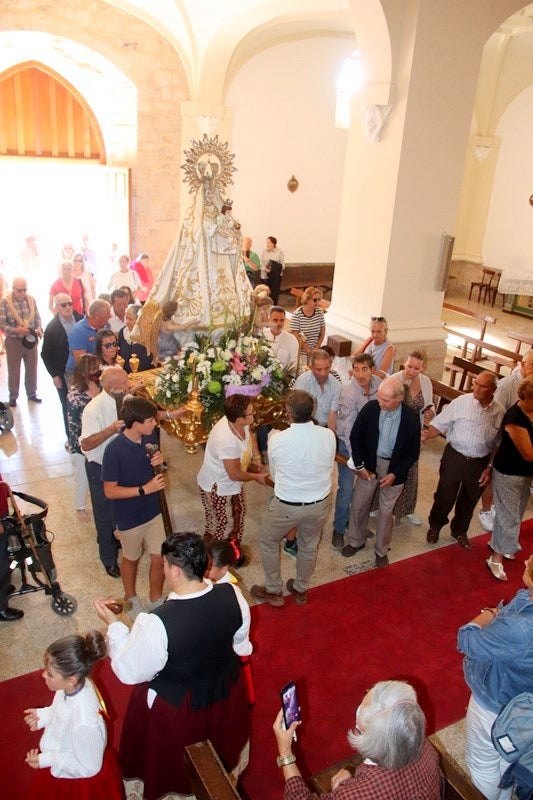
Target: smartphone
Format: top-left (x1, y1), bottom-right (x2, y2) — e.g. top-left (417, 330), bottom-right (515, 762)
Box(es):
top-left (281, 681), bottom-right (300, 731)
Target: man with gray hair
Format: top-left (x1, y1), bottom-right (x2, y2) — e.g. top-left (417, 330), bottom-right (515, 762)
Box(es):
top-left (41, 292), bottom-right (83, 436)
top-left (424, 371), bottom-right (504, 549)
top-left (342, 377), bottom-right (421, 567)
top-left (66, 298), bottom-right (111, 370)
top-left (0, 277), bottom-right (43, 407)
top-left (273, 679), bottom-right (441, 797)
top-left (294, 348), bottom-right (341, 430)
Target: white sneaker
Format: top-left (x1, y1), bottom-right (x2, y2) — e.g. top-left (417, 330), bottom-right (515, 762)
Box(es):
top-left (478, 508), bottom-right (495, 531)
top-left (145, 597), bottom-right (164, 612)
top-left (369, 510), bottom-right (378, 518)
top-left (406, 513), bottom-right (422, 525)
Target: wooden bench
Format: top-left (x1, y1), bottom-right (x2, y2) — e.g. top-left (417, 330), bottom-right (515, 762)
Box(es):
top-left (280, 262), bottom-right (334, 295)
top-left (442, 302), bottom-right (497, 342)
top-left (431, 378), bottom-right (463, 414)
top-left (310, 738), bottom-right (486, 800)
top-left (445, 356), bottom-right (499, 392)
top-left (290, 287), bottom-right (331, 310)
top-left (443, 326), bottom-right (522, 377)
top-left (507, 329), bottom-right (533, 355)
top-left (184, 738), bottom-right (485, 800)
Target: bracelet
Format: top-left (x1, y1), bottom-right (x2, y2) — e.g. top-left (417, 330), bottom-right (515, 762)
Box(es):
top-left (481, 607), bottom-right (496, 617)
top-left (276, 754), bottom-right (297, 768)
top-left (354, 464), bottom-right (365, 471)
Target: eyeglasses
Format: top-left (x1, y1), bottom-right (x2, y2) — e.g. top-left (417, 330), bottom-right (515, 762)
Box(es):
top-left (58, 302), bottom-right (73, 308)
top-left (88, 370), bottom-right (102, 382)
top-left (14, 287), bottom-right (27, 292)
top-left (312, 297), bottom-right (321, 303)
top-left (371, 316), bottom-right (387, 323)
top-left (102, 342), bottom-right (118, 349)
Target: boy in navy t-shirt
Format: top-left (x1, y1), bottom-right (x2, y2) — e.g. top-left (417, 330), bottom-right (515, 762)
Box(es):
top-left (102, 396), bottom-right (166, 617)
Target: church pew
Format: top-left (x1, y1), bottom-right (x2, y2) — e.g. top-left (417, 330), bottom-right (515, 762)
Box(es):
top-left (280, 262), bottom-right (334, 295)
top-left (446, 356), bottom-right (500, 392)
top-left (309, 738), bottom-right (486, 800)
top-left (184, 738), bottom-right (486, 800)
top-left (443, 325), bottom-right (521, 376)
top-left (442, 302), bottom-right (497, 342)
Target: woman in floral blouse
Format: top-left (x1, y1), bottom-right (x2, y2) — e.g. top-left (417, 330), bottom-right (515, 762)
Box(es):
top-left (67, 354), bottom-right (101, 519)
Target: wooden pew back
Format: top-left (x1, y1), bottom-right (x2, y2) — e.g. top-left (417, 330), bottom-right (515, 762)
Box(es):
top-left (183, 738), bottom-right (486, 800)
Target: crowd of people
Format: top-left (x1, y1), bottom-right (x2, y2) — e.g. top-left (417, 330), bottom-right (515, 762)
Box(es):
top-left (0, 249), bottom-right (531, 800)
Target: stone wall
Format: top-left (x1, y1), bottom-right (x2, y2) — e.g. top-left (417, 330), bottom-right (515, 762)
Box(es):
top-left (0, 0), bottom-right (189, 269)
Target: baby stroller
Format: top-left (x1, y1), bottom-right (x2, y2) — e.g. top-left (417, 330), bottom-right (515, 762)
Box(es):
top-left (2, 482), bottom-right (77, 616)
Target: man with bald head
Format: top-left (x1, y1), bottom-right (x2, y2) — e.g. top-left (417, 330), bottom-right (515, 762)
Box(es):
top-left (80, 365), bottom-right (130, 577)
top-left (0, 277), bottom-right (43, 407)
top-left (342, 376), bottom-right (421, 567)
top-left (41, 292), bottom-right (83, 436)
top-left (424, 371), bottom-right (504, 549)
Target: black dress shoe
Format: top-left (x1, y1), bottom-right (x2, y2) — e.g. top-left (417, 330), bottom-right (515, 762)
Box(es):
top-left (8, 399), bottom-right (16, 408)
top-left (28, 395), bottom-right (42, 403)
top-left (105, 564), bottom-right (121, 578)
top-left (426, 528), bottom-right (439, 544)
top-left (453, 533), bottom-right (471, 549)
top-left (0, 606), bottom-right (24, 621)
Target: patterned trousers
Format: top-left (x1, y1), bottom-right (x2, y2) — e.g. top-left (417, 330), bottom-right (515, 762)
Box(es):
top-left (199, 484), bottom-right (246, 542)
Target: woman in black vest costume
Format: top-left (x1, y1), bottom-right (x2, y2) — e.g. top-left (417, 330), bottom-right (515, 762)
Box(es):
top-left (95, 532), bottom-right (252, 800)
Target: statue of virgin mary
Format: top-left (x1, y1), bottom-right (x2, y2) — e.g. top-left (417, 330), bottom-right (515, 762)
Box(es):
top-left (136, 135), bottom-right (252, 357)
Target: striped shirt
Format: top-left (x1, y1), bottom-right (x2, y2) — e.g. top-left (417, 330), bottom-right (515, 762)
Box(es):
top-left (431, 394), bottom-right (504, 457)
top-left (289, 307), bottom-right (325, 351)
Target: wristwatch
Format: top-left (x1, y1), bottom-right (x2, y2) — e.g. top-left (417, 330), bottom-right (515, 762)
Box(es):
top-left (276, 754), bottom-right (297, 768)
top-left (138, 485), bottom-right (145, 496)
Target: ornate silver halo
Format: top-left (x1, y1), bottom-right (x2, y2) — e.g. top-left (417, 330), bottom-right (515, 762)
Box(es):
top-left (181, 134), bottom-right (237, 194)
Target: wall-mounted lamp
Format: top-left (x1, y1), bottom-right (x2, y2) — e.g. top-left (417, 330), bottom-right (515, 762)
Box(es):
top-left (287, 175), bottom-right (299, 193)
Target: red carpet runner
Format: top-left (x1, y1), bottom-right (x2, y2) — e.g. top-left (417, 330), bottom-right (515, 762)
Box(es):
top-left (2, 521), bottom-right (531, 799)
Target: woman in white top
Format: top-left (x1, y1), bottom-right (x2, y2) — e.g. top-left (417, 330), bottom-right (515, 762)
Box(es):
top-left (197, 394), bottom-right (267, 555)
top-left (391, 350), bottom-right (435, 524)
top-left (355, 315), bottom-right (396, 378)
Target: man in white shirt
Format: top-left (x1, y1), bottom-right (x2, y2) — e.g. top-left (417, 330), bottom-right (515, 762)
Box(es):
top-left (262, 306), bottom-right (299, 372)
top-left (251, 390), bottom-right (336, 607)
top-left (108, 288), bottom-right (129, 334)
top-left (80, 365), bottom-right (130, 577)
top-left (424, 372), bottom-right (504, 549)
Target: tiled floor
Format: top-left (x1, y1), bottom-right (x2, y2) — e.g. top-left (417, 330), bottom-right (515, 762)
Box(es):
top-left (0, 289), bottom-right (531, 780)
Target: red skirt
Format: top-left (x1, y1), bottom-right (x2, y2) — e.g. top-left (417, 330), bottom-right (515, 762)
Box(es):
top-left (27, 748), bottom-right (124, 800)
top-left (120, 673), bottom-right (251, 800)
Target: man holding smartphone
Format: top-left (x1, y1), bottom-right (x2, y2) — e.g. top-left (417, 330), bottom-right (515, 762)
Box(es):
top-left (251, 390), bottom-right (336, 607)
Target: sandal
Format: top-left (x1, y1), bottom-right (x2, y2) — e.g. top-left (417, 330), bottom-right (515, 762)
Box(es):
top-left (487, 543), bottom-right (515, 560)
top-left (486, 557), bottom-right (507, 582)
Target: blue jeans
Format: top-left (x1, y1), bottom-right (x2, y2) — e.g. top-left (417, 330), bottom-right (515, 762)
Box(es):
top-left (333, 440), bottom-right (354, 533)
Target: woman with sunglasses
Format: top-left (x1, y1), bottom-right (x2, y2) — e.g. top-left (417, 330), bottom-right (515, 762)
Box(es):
top-left (48, 260), bottom-right (84, 315)
top-left (66, 354), bottom-right (102, 520)
top-left (354, 315), bottom-right (396, 379)
top-left (289, 286), bottom-right (326, 370)
top-left (95, 330), bottom-right (119, 368)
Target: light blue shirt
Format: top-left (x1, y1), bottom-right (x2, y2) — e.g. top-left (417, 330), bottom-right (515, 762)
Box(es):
top-left (377, 404), bottom-right (402, 458)
top-left (293, 371), bottom-right (341, 427)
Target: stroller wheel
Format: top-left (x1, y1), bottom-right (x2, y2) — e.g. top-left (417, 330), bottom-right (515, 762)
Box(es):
top-left (51, 593), bottom-right (77, 616)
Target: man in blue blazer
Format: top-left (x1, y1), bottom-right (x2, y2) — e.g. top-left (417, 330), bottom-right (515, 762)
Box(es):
top-left (342, 377), bottom-right (421, 567)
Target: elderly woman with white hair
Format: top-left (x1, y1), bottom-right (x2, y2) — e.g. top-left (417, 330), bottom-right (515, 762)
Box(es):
top-left (273, 680), bottom-right (441, 799)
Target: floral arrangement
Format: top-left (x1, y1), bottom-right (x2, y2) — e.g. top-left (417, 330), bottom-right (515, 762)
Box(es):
top-left (154, 322), bottom-right (294, 426)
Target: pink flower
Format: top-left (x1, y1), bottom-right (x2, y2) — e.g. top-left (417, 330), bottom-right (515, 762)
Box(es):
top-left (231, 354), bottom-right (246, 376)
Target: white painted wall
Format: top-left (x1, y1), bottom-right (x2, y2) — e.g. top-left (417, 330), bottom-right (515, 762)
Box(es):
top-left (484, 85), bottom-right (533, 276)
top-left (226, 36), bottom-right (354, 263)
